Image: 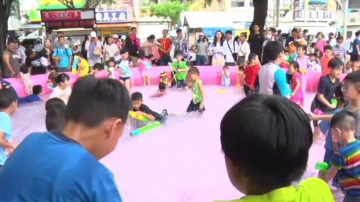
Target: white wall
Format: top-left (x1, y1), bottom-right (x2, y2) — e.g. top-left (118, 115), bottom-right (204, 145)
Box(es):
top-left (138, 23), bottom-right (168, 39)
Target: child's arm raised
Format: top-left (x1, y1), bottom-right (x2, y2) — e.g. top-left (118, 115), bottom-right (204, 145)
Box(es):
top-left (0, 131), bottom-right (16, 150)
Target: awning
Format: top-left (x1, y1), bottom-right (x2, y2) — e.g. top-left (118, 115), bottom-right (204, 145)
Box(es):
top-left (182, 12), bottom-right (233, 28)
top-left (202, 27), bottom-right (232, 36)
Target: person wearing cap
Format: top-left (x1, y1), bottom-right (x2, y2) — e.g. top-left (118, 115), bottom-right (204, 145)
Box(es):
top-left (191, 32), bottom-right (208, 65)
top-left (125, 27), bottom-right (140, 67)
top-left (112, 34), bottom-right (121, 50)
top-left (85, 31), bottom-right (102, 70)
top-left (328, 32), bottom-right (336, 46)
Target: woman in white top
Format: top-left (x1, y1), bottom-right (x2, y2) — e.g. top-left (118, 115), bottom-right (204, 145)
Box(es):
top-left (237, 32), bottom-right (250, 67)
top-left (103, 37), bottom-right (119, 62)
top-left (208, 30), bottom-right (226, 66)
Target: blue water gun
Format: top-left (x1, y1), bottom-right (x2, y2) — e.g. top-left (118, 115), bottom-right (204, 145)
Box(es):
top-left (119, 64), bottom-right (132, 76)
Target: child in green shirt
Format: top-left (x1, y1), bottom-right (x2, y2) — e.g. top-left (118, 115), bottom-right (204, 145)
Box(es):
top-left (171, 52), bottom-right (188, 89)
top-left (187, 67), bottom-right (205, 113)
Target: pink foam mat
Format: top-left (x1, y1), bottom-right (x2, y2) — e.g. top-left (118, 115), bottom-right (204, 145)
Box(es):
top-left (4, 66), bottom-right (347, 97)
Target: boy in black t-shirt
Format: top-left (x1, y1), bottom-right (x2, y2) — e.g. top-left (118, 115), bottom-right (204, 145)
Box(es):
top-left (131, 92), bottom-right (167, 127)
top-left (311, 58), bottom-right (343, 138)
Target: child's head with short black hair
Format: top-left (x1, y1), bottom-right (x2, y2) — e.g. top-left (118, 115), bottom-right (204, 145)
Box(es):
top-left (328, 58), bottom-right (343, 78)
top-left (310, 53), bottom-right (317, 62)
top-left (220, 94), bottom-right (312, 195)
top-left (263, 41), bottom-right (285, 64)
top-left (175, 50), bottom-right (183, 62)
top-left (56, 73), bottom-right (70, 89)
top-left (48, 65), bottom-right (56, 72)
top-left (120, 49), bottom-right (129, 60)
top-left (310, 42), bottom-right (316, 48)
top-left (138, 49), bottom-right (146, 60)
top-left (92, 63), bottom-right (103, 74)
top-left (20, 65), bottom-right (29, 74)
top-left (46, 98), bottom-right (66, 111)
top-left (295, 44), bottom-right (306, 56)
top-left (284, 50), bottom-right (289, 56)
top-left (64, 77), bottom-right (131, 160)
top-left (330, 111), bottom-right (356, 144)
top-left (248, 53), bottom-right (259, 65)
top-left (32, 85), bottom-right (42, 95)
top-left (345, 61), bottom-right (352, 70)
top-left (343, 71), bottom-right (360, 102)
top-left (107, 57), bottom-right (116, 68)
top-left (188, 66), bottom-right (200, 81)
top-left (45, 104), bottom-right (66, 131)
top-left (223, 65), bottom-right (229, 71)
top-left (324, 45), bottom-right (333, 57)
top-left (0, 89), bottom-right (18, 114)
top-left (131, 92), bottom-right (143, 110)
top-left (148, 54), bottom-right (154, 61)
top-left (158, 82), bottom-right (166, 92)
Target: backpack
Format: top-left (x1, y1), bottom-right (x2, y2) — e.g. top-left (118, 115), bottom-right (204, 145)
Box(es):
top-left (56, 45), bottom-right (70, 57)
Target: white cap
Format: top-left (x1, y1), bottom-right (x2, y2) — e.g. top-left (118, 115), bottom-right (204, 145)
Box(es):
top-left (112, 34), bottom-right (119, 39)
top-left (90, 31), bottom-right (96, 37)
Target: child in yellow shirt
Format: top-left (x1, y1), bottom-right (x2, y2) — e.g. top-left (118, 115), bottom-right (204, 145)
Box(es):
top-left (215, 94), bottom-right (335, 202)
top-left (75, 52), bottom-right (89, 77)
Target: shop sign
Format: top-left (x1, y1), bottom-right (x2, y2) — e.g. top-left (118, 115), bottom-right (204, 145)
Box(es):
top-left (41, 10), bottom-right (82, 21)
top-left (46, 20), bottom-right (95, 29)
top-left (96, 11), bottom-right (128, 23)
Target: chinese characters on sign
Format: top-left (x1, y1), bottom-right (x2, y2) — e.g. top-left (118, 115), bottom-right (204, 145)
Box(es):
top-left (41, 10), bottom-right (82, 22)
top-left (96, 11), bottom-right (128, 23)
top-left (46, 20), bottom-right (95, 29)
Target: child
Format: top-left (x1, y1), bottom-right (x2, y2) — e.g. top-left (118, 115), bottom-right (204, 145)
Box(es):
top-left (116, 49), bottom-right (132, 91)
top-left (310, 42), bottom-right (316, 53)
top-left (318, 83), bottom-right (344, 188)
top-left (220, 65), bottom-right (230, 86)
top-left (310, 58), bottom-right (343, 138)
top-left (344, 61), bottom-right (353, 74)
top-left (243, 53), bottom-right (260, 96)
top-left (151, 82), bottom-right (167, 98)
top-left (138, 50), bottom-right (151, 85)
top-left (0, 89), bottom-right (18, 170)
top-left (308, 53), bottom-right (321, 72)
top-left (131, 92), bottom-right (167, 123)
top-left (288, 61), bottom-right (303, 106)
top-left (49, 73), bottom-right (72, 105)
top-left (216, 94), bottom-right (334, 202)
top-left (20, 65), bottom-right (32, 95)
top-left (18, 85), bottom-right (42, 103)
top-left (107, 57), bottom-right (116, 79)
top-left (171, 52), bottom-right (188, 89)
top-left (284, 49), bottom-right (290, 61)
top-left (320, 111), bottom-right (360, 202)
top-left (88, 63), bottom-right (103, 78)
top-left (159, 71), bottom-right (170, 87)
top-left (0, 78), bottom-right (130, 201)
top-left (236, 66), bottom-right (244, 88)
top-left (314, 48), bottom-right (321, 60)
top-left (187, 67), bottom-right (205, 113)
top-left (75, 52), bottom-right (89, 77)
top-left (320, 45), bottom-right (334, 76)
top-left (45, 103), bottom-right (66, 131)
top-left (47, 65), bottom-right (58, 88)
top-left (45, 97), bottom-right (66, 112)
top-left (289, 41), bottom-right (299, 62)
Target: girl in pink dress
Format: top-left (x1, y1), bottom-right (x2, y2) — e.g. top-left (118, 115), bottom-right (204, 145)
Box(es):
top-left (137, 50), bottom-right (151, 85)
top-left (289, 61), bottom-right (303, 106)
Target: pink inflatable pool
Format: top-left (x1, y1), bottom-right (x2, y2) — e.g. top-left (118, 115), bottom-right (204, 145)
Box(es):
top-left (4, 66), bottom-right (347, 97)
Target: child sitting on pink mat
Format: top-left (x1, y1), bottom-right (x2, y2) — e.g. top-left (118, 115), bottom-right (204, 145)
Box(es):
top-left (137, 50), bottom-right (151, 85)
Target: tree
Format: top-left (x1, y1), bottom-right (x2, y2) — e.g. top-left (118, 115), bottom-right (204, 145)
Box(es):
top-left (250, 0), bottom-right (268, 34)
top-left (149, 1), bottom-right (188, 26)
top-left (10, 0), bottom-right (19, 19)
top-left (57, 0), bottom-right (117, 9)
top-left (0, 0), bottom-right (13, 76)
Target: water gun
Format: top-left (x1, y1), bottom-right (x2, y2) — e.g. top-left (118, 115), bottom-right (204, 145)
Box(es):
top-left (314, 109), bottom-right (325, 115)
top-left (144, 61), bottom-right (151, 68)
top-left (72, 56), bottom-right (79, 75)
top-left (131, 121), bottom-right (160, 136)
top-left (47, 84), bottom-right (54, 89)
top-left (119, 64), bottom-right (132, 76)
top-left (315, 162), bottom-right (328, 175)
top-left (331, 98), bottom-right (337, 106)
top-left (104, 65), bottom-right (108, 70)
top-left (129, 111), bottom-right (148, 121)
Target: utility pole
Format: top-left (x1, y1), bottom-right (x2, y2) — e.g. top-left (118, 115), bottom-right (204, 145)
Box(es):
top-left (343, 0), bottom-right (348, 38)
top-left (275, 0), bottom-right (280, 27)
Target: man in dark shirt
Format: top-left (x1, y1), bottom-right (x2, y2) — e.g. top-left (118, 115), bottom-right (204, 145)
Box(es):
top-left (248, 24), bottom-right (263, 62)
top-left (125, 27), bottom-right (140, 67)
top-left (25, 48), bottom-right (49, 75)
top-left (311, 58), bottom-right (343, 138)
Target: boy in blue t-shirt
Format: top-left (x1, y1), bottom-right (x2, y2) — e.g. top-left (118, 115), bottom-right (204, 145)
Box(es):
top-left (0, 78), bottom-right (130, 202)
top-left (0, 89), bottom-right (18, 169)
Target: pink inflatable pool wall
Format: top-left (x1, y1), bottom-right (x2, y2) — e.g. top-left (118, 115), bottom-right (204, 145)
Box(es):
top-left (5, 66), bottom-right (347, 97)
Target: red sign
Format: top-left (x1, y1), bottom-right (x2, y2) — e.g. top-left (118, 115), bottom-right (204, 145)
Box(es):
top-left (42, 10), bottom-right (82, 22)
top-left (46, 20), bottom-right (95, 29)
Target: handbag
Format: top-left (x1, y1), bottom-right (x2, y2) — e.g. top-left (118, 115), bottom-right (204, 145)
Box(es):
top-left (93, 42), bottom-right (102, 56)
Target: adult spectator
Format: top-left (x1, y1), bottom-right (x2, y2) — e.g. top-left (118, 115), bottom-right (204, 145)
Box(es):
top-left (269, 27), bottom-right (277, 40)
top-left (351, 31), bottom-right (360, 71)
top-left (140, 34), bottom-right (160, 59)
top-left (285, 28), bottom-right (306, 52)
top-left (112, 34), bottom-right (122, 50)
top-left (85, 31), bottom-right (102, 70)
top-left (52, 36), bottom-right (73, 72)
top-left (25, 48), bottom-right (49, 75)
top-left (315, 32), bottom-right (326, 56)
top-left (52, 32), bottom-right (72, 49)
top-left (103, 36), bottom-right (119, 62)
top-left (248, 24), bottom-right (263, 62)
top-left (81, 35), bottom-right (88, 60)
top-left (224, 30), bottom-right (239, 66)
top-left (2, 39), bottom-right (21, 78)
top-left (157, 29), bottom-right (172, 66)
top-left (41, 39), bottom-right (54, 65)
top-left (34, 38), bottom-right (44, 52)
top-left (125, 27), bottom-right (140, 67)
top-left (328, 32), bottom-right (336, 46)
top-left (192, 32), bottom-right (208, 66)
top-left (173, 29), bottom-right (189, 58)
top-left (332, 36), bottom-right (346, 63)
top-left (15, 39), bottom-right (26, 65)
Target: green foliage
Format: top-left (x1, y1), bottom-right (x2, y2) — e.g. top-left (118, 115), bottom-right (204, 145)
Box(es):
top-left (140, 7), bottom-right (148, 13)
top-left (204, 0), bottom-right (213, 7)
top-left (57, 0), bottom-right (117, 8)
top-left (141, 0), bottom-right (149, 5)
top-left (191, 5), bottom-right (200, 11)
top-left (149, 1), bottom-right (188, 25)
top-left (10, 0), bottom-right (20, 18)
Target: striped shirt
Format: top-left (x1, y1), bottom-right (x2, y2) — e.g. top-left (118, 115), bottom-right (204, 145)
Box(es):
top-left (332, 140), bottom-right (360, 197)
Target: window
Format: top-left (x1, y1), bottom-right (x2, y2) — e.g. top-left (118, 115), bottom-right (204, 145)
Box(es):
top-left (351, 18), bottom-right (355, 23)
top-left (249, 0), bottom-right (253, 7)
top-left (231, 0), bottom-right (244, 7)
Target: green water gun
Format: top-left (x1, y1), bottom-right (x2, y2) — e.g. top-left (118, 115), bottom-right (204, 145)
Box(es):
top-left (331, 98), bottom-right (337, 106)
top-left (315, 162), bottom-right (328, 175)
